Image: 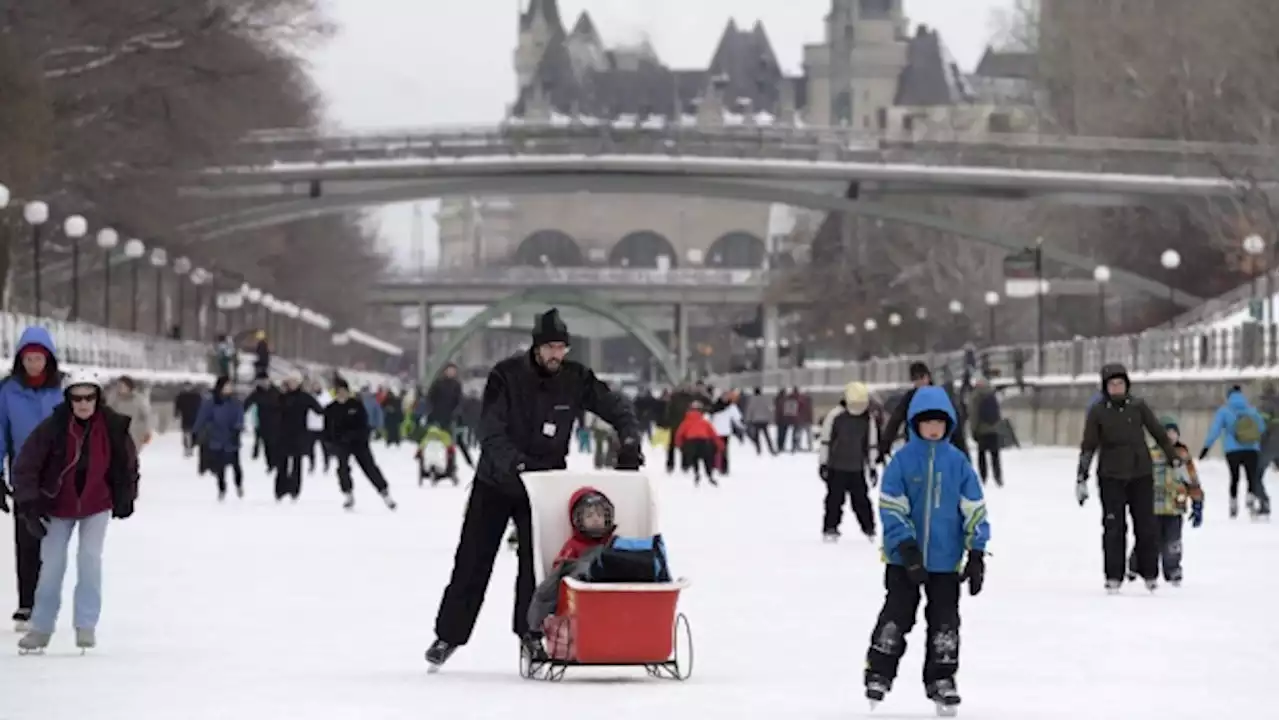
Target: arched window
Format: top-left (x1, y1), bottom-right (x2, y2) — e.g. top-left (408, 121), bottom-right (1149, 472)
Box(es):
top-left (608, 231), bottom-right (679, 268)
top-left (705, 231), bottom-right (767, 269)
top-left (512, 230), bottom-right (584, 266)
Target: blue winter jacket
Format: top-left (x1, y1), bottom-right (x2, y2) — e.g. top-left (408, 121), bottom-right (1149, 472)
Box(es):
top-left (1203, 390), bottom-right (1266, 454)
top-left (193, 396), bottom-right (246, 452)
top-left (0, 327), bottom-right (65, 466)
top-left (879, 386), bottom-right (991, 573)
top-left (361, 393), bottom-right (383, 431)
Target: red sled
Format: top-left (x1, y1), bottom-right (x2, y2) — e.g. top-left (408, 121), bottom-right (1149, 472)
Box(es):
top-left (519, 470), bottom-right (694, 682)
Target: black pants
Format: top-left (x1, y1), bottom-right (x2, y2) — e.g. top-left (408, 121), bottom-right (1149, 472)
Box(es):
top-left (12, 515), bottom-right (40, 611)
top-left (337, 443), bottom-right (389, 494)
top-left (1129, 514), bottom-right (1183, 582)
top-left (866, 566), bottom-right (962, 686)
top-left (824, 469), bottom-right (875, 535)
top-left (776, 423), bottom-right (792, 452)
top-left (1228, 448), bottom-right (1259, 499)
top-left (385, 422), bottom-right (402, 446)
top-left (975, 433), bottom-right (1002, 486)
top-left (683, 439), bottom-right (717, 482)
top-left (212, 449), bottom-right (244, 493)
top-left (277, 453), bottom-right (305, 499)
top-left (1099, 476), bottom-right (1158, 582)
top-left (665, 435), bottom-right (678, 472)
top-left (306, 431), bottom-right (330, 473)
top-left (434, 480), bottom-right (536, 645)
top-left (718, 435), bottom-right (731, 474)
top-left (750, 423), bottom-right (776, 455)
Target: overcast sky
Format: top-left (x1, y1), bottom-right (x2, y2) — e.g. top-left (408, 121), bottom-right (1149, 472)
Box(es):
top-left (304, 0), bottom-right (1013, 265)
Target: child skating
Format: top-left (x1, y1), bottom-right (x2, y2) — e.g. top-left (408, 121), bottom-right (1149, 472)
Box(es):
top-left (865, 387), bottom-right (990, 716)
top-left (1128, 417), bottom-right (1202, 586)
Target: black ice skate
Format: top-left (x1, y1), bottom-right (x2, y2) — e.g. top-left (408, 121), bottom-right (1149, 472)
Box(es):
top-left (342, 492), bottom-right (355, 511)
top-left (865, 673), bottom-right (892, 709)
top-left (520, 633), bottom-right (549, 663)
top-left (1105, 579), bottom-right (1122, 595)
top-left (381, 492), bottom-right (398, 511)
top-left (425, 638), bottom-right (458, 673)
top-left (1143, 578), bottom-right (1158, 592)
top-left (12, 609), bottom-right (31, 633)
top-left (926, 678), bottom-right (961, 716)
top-left (823, 530), bottom-right (840, 543)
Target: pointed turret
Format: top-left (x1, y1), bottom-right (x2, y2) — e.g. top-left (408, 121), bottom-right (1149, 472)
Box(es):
top-left (571, 11), bottom-right (598, 39)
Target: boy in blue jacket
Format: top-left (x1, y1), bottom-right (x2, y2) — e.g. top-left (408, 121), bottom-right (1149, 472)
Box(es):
top-left (865, 386), bottom-right (990, 715)
top-left (1198, 385), bottom-right (1269, 518)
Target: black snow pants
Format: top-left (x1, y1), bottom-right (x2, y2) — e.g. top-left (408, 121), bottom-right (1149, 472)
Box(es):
top-left (824, 469), bottom-right (875, 535)
top-left (1226, 450), bottom-right (1266, 505)
top-left (717, 435), bottom-right (731, 474)
top-left (306, 431), bottom-right (330, 473)
top-left (1099, 476), bottom-right (1158, 582)
top-left (1129, 514), bottom-right (1183, 582)
top-left (13, 515), bottom-right (40, 612)
top-left (336, 442), bottom-right (389, 495)
top-left (975, 433), bottom-right (1003, 486)
top-left (866, 565), bottom-right (962, 686)
top-left (277, 453), bottom-right (305, 499)
top-left (683, 439), bottom-right (718, 483)
top-left (212, 450), bottom-right (244, 494)
top-left (434, 479), bottom-right (536, 646)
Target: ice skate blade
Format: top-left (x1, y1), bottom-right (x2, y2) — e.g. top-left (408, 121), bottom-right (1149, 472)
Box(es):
top-left (17, 647), bottom-right (45, 656)
top-left (868, 699), bottom-right (880, 711)
top-left (426, 663), bottom-right (442, 674)
top-left (935, 701), bottom-right (959, 717)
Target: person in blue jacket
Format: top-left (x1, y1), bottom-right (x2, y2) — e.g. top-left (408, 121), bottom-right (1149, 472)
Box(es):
top-left (0, 327), bottom-right (66, 631)
top-left (193, 377), bottom-right (246, 501)
top-left (360, 387), bottom-right (384, 437)
top-left (864, 386), bottom-right (990, 715)
top-left (1199, 385), bottom-right (1269, 518)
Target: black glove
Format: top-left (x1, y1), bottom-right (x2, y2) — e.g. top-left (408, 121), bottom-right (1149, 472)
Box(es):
top-left (0, 479), bottom-right (9, 515)
top-left (897, 541), bottom-right (928, 585)
top-left (868, 467), bottom-right (879, 488)
top-left (961, 550), bottom-right (985, 596)
top-left (1198, 447), bottom-right (1209, 460)
top-left (877, 452), bottom-right (889, 466)
top-left (615, 439), bottom-right (644, 471)
top-left (819, 465), bottom-right (830, 481)
top-left (18, 508), bottom-right (48, 539)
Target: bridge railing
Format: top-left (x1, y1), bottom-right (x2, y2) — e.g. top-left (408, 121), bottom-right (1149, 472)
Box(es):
top-left (381, 266), bottom-right (771, 288)
top-left (708, 323), bottom-right (1278, 392)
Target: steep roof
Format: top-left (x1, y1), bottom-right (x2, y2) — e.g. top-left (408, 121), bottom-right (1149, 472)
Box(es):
top-left (974, 46), bottom-right (1035, 79)
top-left (519, 0), bottom-right (563, 34)
top-left (570, 11), bottom-right (598, 40)
top-left (893, 25), bottom-right (975, 106)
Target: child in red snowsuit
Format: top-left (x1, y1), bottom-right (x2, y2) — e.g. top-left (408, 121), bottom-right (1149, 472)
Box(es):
top-left (528, 487), bottom-right (617, 644)
top-left (674, 403), bottom-right (724, 486)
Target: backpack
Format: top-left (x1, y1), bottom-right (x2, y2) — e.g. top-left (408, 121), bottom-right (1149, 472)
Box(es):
top-left (977, 392), bottom-right (1001, 425)
top-left (589, 534), bottom-right (671, 583)
top-left (1233, 414), bottom-right (1262, 445)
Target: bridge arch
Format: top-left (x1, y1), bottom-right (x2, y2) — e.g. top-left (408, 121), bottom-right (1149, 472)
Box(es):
top-left (513, 230), bottom-right (584, 267)
top-left (42, 175), bottom-right (1204, 307)
top-left (706, 231), bottom-right (767, 269)
top-left (422, 288), bottom-right (682, 385)
top-left (608, 231), bottom-right (679, 268)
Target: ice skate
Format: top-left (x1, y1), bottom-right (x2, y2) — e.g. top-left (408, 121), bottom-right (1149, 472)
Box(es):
top-left (1105, 579), bottom-right (1122, 595)
top-left (75, 627), bottom-right (96, 653)
top-left (217, 488), bottom-right (226, 502)
top-left (926, 678), bottom-right (961, 716)
top-left (520, 632), bottom-right (549, 663)
top-left (17, 630), bottom-right (50, 654)
top-left (865, 674), bottom-right (891, 709)
top-left (822, 530), bottom-right (840, 543)
top-left (1143, 578), bottom-right (1158, 593)
top-left (425, 638), bottom-right (457, 673)
top-left (12, 609), bottom-right (31, 633)
top-left (381, 492), bottom-right (398, 511)
top-left (342, 492), bottom-right (355, 510)
top-left (1229, 497), bottom-right (1239, 518)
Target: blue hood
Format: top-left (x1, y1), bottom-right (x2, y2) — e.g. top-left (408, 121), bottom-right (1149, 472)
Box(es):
top-left (1226, 389), bottom-right (1250, 410)
top-left (905, 385), bottom-right (957, 442)
top-left (9, 326), bottom-right (60, 388)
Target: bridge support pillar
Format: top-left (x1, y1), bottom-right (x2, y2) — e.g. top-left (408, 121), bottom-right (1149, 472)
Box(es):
top-left (417, 302), bottom-right (431, 382)
top-left (586, 337), bottom-right (604, 372)
top-left (762, 303), bottom-right (780, 375)
top-left (674, 303), bottom-right (689, 381)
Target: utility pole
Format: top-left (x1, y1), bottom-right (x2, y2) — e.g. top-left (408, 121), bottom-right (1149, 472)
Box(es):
top-left (410, 203), bottom-right (426, 276)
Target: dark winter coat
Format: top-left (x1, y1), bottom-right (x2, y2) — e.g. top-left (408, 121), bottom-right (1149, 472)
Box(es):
top-left (1078, 363), bottom-right (1178, 481)
top-left (819, 405), bottom-right (873, 472)
top-left (193, 395), bottom-right (245, 453)
top-left (12, 404), bottom-right (138, 520)
top-left (968, 386), bottom-right (1002, 437)
top-left (427, 376), bottom-right (462, 427)
top-left (277, 389), bottom-right (323, 454)
top-left (174, 389), bottom-right (204, 430)
top-left (476, 351), bottom-right (639, 491)
top-left (324, 397), bottom-right (372, 448)
top-left (879, 384), bottom-right (967, 458)
top-left (662, 390), bottom-right (697, 429)
top-left (244, 385), bottom-right (282, 433)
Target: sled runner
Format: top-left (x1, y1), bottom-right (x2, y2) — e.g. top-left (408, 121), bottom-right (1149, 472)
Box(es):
top-left (518, 469), bottom-right (693, 682)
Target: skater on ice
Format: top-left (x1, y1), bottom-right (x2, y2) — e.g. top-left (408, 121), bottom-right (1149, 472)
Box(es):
top-left (425, 308), bottom-right (641, 672)
top-left (276, 373), bottom-right (324, 500)
top-left (864, 386), bottom-right (989, 716)
top-left (1198, 384), bottom-right (1270, 518)
top-left (10, 372), bottom-right (139, 653)
top-left (324, 378), bottom-right (397, 511)
top-left (817, 381), bottom-right (878, 542)
top-left (0, 326), bottom-right (66, 633)
top-left (1127, 417), bottom-right (1202, 586)
top-left (192, 377), bottom-right (246, 501)
top-left (672, 400), bottom-right (723, 486)
top-left (244, 372), bottom-right (282, 474)
top-left (1076, 363), bottom-right (1182, 593)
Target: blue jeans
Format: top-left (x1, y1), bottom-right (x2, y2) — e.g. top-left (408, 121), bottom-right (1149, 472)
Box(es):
top-left (30, 511), bottom-right (110, 634)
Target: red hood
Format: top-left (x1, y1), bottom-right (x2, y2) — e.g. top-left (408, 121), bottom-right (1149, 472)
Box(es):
top-left (568, 485), bottom-right (607, 542)
top-left (683, 410), bottom-right (704, 423)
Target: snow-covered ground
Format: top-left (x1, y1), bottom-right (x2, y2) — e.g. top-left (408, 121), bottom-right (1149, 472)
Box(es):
top-left (1, 436), bottom-right (1276, 720)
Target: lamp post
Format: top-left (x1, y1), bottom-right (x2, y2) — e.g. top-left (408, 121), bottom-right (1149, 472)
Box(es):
top-left (983, 291), bottom-right (1000, 345)
top-left (23, 201), bottom-right (49, 316)
top-left (190, 268), bottom-right (208, 340)
top-left (1092, 265), bottom-right (1111, 336)
top-left (150, 248), bottom-right (167, 335)
top-left (123, 239), bottom-right (146, 331)
top-left (1243, 233), bottom-right (1269, 323)
top-left (1160, 249), bottom-right (1181, 329)
top-left (172, 257), bottom-right (192, 338)
top-left (96, 229), bottom-right (119, 327)
top-left (0, 183), bottom-right (9, 209)
top-left (62, 215), bottom-right (88, 321)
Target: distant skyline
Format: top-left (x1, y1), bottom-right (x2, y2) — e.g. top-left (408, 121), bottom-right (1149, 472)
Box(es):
top-left (305, 0), bottom-right (1013, 266)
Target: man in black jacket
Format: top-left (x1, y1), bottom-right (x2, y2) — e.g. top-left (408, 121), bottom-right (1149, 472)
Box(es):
top-left (173, 382), bottom-right (204, 457)
top-left (878, 362), bottom-right (967, 460)
top-left (244, 373), bottom-right (281, 473)
top-left (425, 309), bottom-right (642, 672)
top-left (427, 363), bottom-right (462, 428)
top-left (324, 378), bottom-right (396, 511)
top-left (1077, 363), bottom-right (1181, 592)
top-left (276, 374), bottom-right (323, 501)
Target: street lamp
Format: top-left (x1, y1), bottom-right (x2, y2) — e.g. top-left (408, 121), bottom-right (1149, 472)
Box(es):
top-left (149, 248), bottom-right (167, 335)
top-left (23, 201), bottom-right (49, 316)
top-left (1160, 249), bottom-right (1181, 328)
top-left (173, 257), bottom-right (192, 338)
top-left (1243, 233), bottom-right (1269, 323)
top-left (1093, 265), bottom-right (1111, 337)
top-left (123, 238), bottom-right (146, 331)
top-left (190, 267), bottom-right (208, 340)
top-left (864, 318), bottom-right (877, 332)
top-left (0, 183), bottom-right (9, 209)
top-left (62, 215), bottom-right (88, 321)
top-left (983, 291), bottom-right (1000, 345)
top-left (888, 312), bottom-right (902, 327)
top-left (948, 300), bottom-right (964, 315)
top-left (96, 228), bottom-right (119, 327)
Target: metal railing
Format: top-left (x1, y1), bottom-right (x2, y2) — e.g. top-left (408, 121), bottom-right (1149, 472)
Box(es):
top-left (382, 266), bottom-right (771, 288)
top-left (708, 323), bottom-right (1279, 391)
top-left (237, 123), bottom-right (1276, 177)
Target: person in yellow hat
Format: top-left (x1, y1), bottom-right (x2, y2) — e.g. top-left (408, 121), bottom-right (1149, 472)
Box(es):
top-left (818, 381), bottom-right (878, 542)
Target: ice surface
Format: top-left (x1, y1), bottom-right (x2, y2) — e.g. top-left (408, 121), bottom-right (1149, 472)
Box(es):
top-left (1, 436), bottom-right (1276, 720)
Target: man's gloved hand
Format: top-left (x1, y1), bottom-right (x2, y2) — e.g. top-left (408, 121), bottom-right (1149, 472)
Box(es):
top-left (18, 507), bottom-right (48, 539)
top-left (868, 467), bottom-right (879, 488)
top-left (1198, 447), bottom-right (1210, 461)
top-left (897, 541), bottom-right (928, 585)
top-left (819, 465), bottom-right (830, 481)
top-left (0, 488), bottom-right (9, 515)
top-left (961, 550), bottom-right (985, 596)
top-left (615, 439), bottom-right (644, 471)
top-left (1075, 476), bottom-right (1089, 506)
top-left (1189, 499), bottom-right (1204, 528)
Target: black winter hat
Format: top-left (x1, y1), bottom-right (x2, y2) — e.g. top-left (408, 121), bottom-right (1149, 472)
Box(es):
top-left (1099, 362), bottom-right (1129, 391)
top-left (532, 308), bottom-right (570, 347)
top-left (909, 362), bottom-right (931, 381)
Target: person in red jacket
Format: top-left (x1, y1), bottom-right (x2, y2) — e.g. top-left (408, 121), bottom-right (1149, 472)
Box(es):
top-left (528, 487), bottom-right (617, 647)
top-left (674, 402), bottom-right (724, 486)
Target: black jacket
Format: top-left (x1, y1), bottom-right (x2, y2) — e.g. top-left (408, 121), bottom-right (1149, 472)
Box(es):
top-left (878, 384), bottom-right (966, 458)
top-left (427, 376), bottom-right (462, 427)
top-left (1079, 364), bottom-right (1177, 480)
top-left (820, 406), bottom-right (873, 472)
top-left (324, 397), bottom-right (370, 448)
top-left (476, 351), bottom-right (639, 490)
top-left (174, 389), bottom-right (203, 429)
top-left (278, 389), bottom-right (322, 452)
top-left (244, 385), bottom-right (282, 431)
